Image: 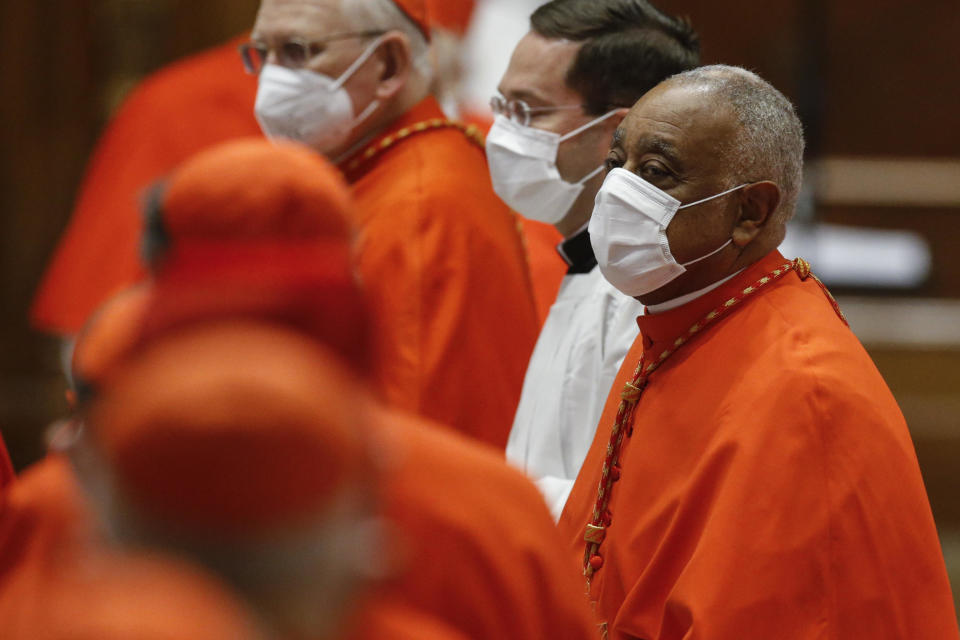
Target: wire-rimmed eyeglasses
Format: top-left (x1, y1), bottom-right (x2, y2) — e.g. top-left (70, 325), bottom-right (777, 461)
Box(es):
top-left (238, 30), bottom-right (386, 75)
top-left (489, 94), bottom-right (587, 126)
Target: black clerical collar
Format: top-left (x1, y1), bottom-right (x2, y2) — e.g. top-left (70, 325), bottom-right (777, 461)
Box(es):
top-left (557, 226), bottom-right (597, 275)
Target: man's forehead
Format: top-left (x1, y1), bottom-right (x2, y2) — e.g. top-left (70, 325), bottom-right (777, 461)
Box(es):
top-left (253, 0), bottom-right (347, 39)
top-left (619, 84), bottom-right (734, 150)
top-left (498, 32), bottom-right (582, 105)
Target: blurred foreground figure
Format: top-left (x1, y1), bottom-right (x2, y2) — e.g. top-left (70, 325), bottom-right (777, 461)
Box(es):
top-left (247, 0), bottom-right (539, 447)
top-left (31, 35), bottom-right (259, 334)
top-left (86, 322), bottom-right (385, 639)
top-left (57, 139), bottom-right (596, 639)
top-left (6, 548), bottom-right (263, 640)
top-left (558, 65), bottom-right (960, 639)
top-left (0, 435), bottom-right (262, 639)
top-left (494, 0), bottom-right (699, 519)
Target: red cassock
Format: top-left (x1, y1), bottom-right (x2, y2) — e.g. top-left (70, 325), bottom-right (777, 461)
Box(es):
top-left (519, 217), bottom-right (566, 324)
top-left (342, 97), bottom-right (539, 448)
top-left (371, 407), bottom-right (598, 639)
top-left (30, 36), bottom-right (259, 334)
top-left (0, 456), bottom-right (259, 639)
top-left (0, 455), bottom-right (95, 628)
top-left (345, 599), bottom-right (470, 640)
top-left (558, 250), bottom-right (959, 639)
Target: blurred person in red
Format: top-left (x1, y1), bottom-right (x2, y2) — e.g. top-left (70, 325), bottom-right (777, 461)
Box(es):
top-left (0, 395), bottom-right (263, 639)
top-left (83, 321), bottom-right (388, 639)
top-left (12, 139), bottom-right (596, 639)
top-left (246, 0), bottom-right (539, 448)
top-left (30, 35), bottom-right (260, 335)
top-left (31, 0), bottom-right (562, 342)
top-left (6, 549), bottom-right (264, 640)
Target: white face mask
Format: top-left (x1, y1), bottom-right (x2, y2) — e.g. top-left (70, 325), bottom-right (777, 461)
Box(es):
top-left (589, 167), bottom-right (748, 297)
top-left (254, 36), bottom-right (385, 155)
top-left (485, 111), bottom-right (618, 225)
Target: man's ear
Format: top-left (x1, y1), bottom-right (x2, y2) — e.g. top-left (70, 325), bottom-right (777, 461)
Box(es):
top-left (732, 180), bottom-right (780, 247)
top-left (373, 32), bottom-right (413, 100)
top-left (601, 107), bottom-right (630, 134)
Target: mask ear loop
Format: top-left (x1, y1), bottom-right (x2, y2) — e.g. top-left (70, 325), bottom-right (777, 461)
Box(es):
top-left (677, 183), bottom-right (754, 266)
top-left (680, 238), bottom-right (733, 267)
top-left (331, 34), bottom-right (391, 90)
top-left (557, 110), bottom-right (620, 184)
top-left (678, 182), bottom-right (751, 210)
top-left (558, 109), bottom-right (620, 143)
top-left (332, 34), bottom-right (391, 129)
top-left (576, 164), bottom-right (606, 185)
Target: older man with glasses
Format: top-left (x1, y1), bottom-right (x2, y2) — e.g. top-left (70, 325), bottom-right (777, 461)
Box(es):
top-left (244, 0), bottom-right (539, 450)
top-left (489, 0), bottom-right (700, 519)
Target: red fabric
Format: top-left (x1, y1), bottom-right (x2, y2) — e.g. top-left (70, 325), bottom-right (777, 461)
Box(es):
top-left (427, 0), bottom-right (476, 35)
top-left (519, 217), bottom-right (566, 326)
top-left (559, 251), bottom-right (960, 639)
top-left (0, 459), bottom-right (258, 639)
top-left (0, 456), bottom-right (96, 630)
top-left (370, 407), bottom-right (598, 640)
top-left (31, 35), bottom-right (260, 334)
top-left (0, 433), bottom-right (14, 488)
top-left (343, 97), bottom-right (539, 448)
top-left (161, 138), bottom-right (352, 243)
top-left (70, 137), bottom-right (372, 389)
top-left (71, 284), bottom-right (152, 390)
top-left (345, 600), bottom-right (469, 640)
top-left (89, 323), bottom-right (368, 534)
top-left (393, 0), bottom-right (431, 39)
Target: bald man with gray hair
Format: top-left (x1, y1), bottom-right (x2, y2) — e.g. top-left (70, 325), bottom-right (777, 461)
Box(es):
top-left (558, 64), bottom-right (959, 640)
top-left (670, 65), bottom-right (805, 229)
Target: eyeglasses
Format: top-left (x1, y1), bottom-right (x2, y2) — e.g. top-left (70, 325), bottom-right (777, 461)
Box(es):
top-left (490, 94), bottom-right (587, 126)
top-left (238, 30), bottom-right (386, 74)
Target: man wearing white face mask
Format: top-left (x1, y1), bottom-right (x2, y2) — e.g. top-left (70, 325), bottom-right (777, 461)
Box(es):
top-left (492, 0), bottom-right (700, 519)
top-left (558, 65), bottom-right (960, 640)
top-left (246, 0), bottom-right (540, 449)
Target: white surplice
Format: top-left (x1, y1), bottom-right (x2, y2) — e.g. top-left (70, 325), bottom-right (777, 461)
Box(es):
top-left (506, 265), bottom-right (644, 520)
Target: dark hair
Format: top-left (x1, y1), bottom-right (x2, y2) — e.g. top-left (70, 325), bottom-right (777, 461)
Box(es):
top-left (531, 0), bottom-right (700, 115)
top-left (141, 181), bottom-right (170, 268)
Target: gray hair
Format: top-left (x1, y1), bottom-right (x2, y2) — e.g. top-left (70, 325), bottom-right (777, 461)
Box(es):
top-left (668, 65), bottom-right (805, 224)
top-left (341, 0), bottom-right (433, 79)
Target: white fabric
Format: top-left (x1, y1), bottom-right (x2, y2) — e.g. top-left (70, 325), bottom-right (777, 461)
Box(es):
top-left (644, 269), bottom-right (745, 314)
top-left (506, 266), bottom-right (644, 520)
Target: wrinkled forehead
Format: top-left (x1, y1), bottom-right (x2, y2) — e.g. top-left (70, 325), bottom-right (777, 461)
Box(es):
top-left (618, 83), bottom-right (737, 163)
top-left (253, 0), bottom-right (350, 41)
